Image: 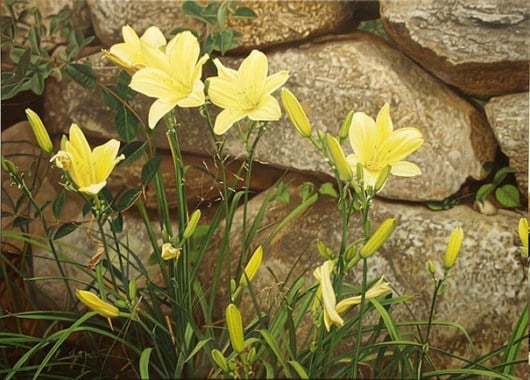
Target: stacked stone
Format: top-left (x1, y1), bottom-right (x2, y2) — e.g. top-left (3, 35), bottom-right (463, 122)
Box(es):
top-left (2, 0), bottom-right (528, 371)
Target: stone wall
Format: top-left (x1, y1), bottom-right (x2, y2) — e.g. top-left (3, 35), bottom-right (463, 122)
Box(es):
top-left (2, 0), bottom-right (528, 372)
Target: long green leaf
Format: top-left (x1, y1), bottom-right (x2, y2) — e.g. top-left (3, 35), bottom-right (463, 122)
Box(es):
top-left (502, 307), bottom-right (528, 374)
top-left (287, 360), bottom-right (309, 379)
top-left (258, 329), bottom-right (291, 377)
top-left (139, 347), bottom-right (153, 379)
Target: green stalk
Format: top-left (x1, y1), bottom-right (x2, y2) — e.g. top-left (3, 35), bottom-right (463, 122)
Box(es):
top-left (351, 257), bottom-right (369, 378)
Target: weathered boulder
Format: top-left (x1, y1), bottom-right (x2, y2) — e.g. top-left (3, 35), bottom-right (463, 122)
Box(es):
top-left (485, 92), bottom-right (529, 195)
top-left (85, 0), bottom-right (356, 52)
top-left (44, 32), bottom-right (498, 202)
top-left (209, 184), bottom-right (527, 367)
top-left (380, 0), bottom-right (530, 99)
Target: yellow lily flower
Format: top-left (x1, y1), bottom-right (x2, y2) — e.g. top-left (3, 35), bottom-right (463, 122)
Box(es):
top-left (207, 50), bottom-right (289, 135)
top-left (129, 31), bottom-right (209, 129)
top-left (346, 103), bottom-right (424, 188)
top-left (50, 124), bottom-right (124, 195)
top-left (313, 260), bottom-right (343, 331)
top-left (161, 242), bottom-right (181, 260)
top-left (76, 289), bottom-right (120, 318)
top-left (103, 25), bottom-right (167, 73)
top-left (335, 276), bottom-right (392, 314)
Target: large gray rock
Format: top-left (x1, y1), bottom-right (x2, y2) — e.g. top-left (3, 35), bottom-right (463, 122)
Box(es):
top-left (485, 92), bottom-right (529, 195)
top-left (86, 0), bottom-right (356, 52)
top-left (44, 32), bottom-right (498, 202)
top-left (205, 184), bottom-right (527, 369)
top-left (380, 0), bottom-right (530, 98)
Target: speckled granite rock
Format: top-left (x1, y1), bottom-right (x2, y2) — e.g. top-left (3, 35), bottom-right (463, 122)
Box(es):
top-left (86, 0), bottom-right (356, 51)
top-left (44, 32), bottom-right (498, 202)
top-left (204, 184), bottom-right (527, 368)
top-left (380, 0), bottom-right (530, 98)
top-left (485, 92), bottom-right (529, 195)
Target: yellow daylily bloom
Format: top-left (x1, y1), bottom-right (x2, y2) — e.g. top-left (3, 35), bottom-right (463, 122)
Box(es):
top-left (335, 276), bottom-right (392, 314)
top-left (443, 226), bottom-right (464, 270)
top-left (346, 103), bottom-right (424, 188)
top-left (50, 124), bottom-right (124, 195)
top-left (161, 242), bottom-right (181, 260)
top-left (25, 108), bottom-right (53, 153)
top-left (129, 31), bottom-right (209, 128)
top-left (518, 218), bottom-right (528, 257)
top-left (76, 289), bottom-right (120, 318)
top-left (103, 25), bottom-right (167, 73)
top-left (313, 260), bottom-right (343, 331)
top-left (207, 50), bottom-right (289, 135)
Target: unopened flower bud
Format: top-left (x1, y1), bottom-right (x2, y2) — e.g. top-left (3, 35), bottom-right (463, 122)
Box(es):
top-left (226, 304), bottom-right (245, 353)
top-left (161, 242), bottom-right (181, 260)
top-left (316, 240), bottom-right (335, 260)
top-left (25, 108), bottom-right (53, 154)
top-left (76, 289), bottom-right (119, 318)
top-left (326, 134), bottom-right (353, 182)
top-left (518, 218), bottom-right (528, 257)
top-left (183, 209), bottom-right (201, 239)
top-left (128, 279), bottom-right (137, 301)
top-left (1, 156), bottom-right (18, 175)
top-left (211, 349), bottom-right (229, 372)
top-left (239, 246), bottom-right (263, 287)
top-left (427, 260), bottom-right (436, 276)
top-left (339, 110), bottom-right (354, 141)
top-left (360, 218), bottom-right (396, 258)
top-left (443, 226), bottom-right (464, 270)
top-left (281, 88), bottom-right (312, 137)
top-left (374, 165), bottom-right (391, 193)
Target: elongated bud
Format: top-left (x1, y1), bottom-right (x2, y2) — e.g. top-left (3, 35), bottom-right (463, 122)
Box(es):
top-left (374, 165), bottom-right (391, 193)
top-left (183, 209), bottom-right (201, 239)
top-left (76, 289), bottom-right (119, 318)
top-left (211, 349), bottom-right (229, 372)
top-left (226, 304), bottom-right (245, 353)
top-left (326, 134), bottom-right (353, 182)
top-left (346, 253), bottom-right (361, 269)
top-left (356, 162), bottom-right (364, 185)
top-left (443, 226), bottom-right (464, 270)
top-left (161, 242), bottom-right (181, 260)
top-left (281, 88), bottom-right (312, 137)
top-left (1, 156), bottom-right (18, 175)
top-left (239, 246), bottom-right (263, 287)
top-left (343, 241), bottom-right (358, 261)
top-left (360, 218), bottom-right (396, 258)
top-left (128, 279), bottom-right (137, 301)
top-left (518, 218), bottom-right (528, 257)
top-left (427, 260), bottom-right (436, 276)
top-left (26, 108), bottom-right (54, 154)
top-left (247, 347), bottom-right (257, 364)
top-left (339, 110), bottom-right (354, 141)
top-left (316, 240), bottom-right (335, 260)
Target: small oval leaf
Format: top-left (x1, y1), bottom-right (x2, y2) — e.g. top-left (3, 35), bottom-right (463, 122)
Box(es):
top-left (116, 188), bottom-right (141, 211)
top-left (495, 184), bottom-right (521, 208)
top-left (54, 223), bottom-right (78, 240)
top-left (141, 157), bottom-right (162, 185)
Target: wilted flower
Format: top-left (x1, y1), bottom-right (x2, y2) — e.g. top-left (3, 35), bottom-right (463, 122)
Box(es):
top-left (313, 260), bottom-right (343, 331)
top-left (207, 50), bottom-right (289, 135)
top-left (50, 124), bottom-right (124, 195)
top-left (346, 103), bottom-right (423, 189)
top-left (335, 276), bottom-right (391, 313)
top-left (25, 108), bottom-right (53, 153)
top-left (103, 25), bottom-right (167, 73)
top-left (443, 226), bottom-right (464, 270)
top-left (129, 31), bottom-right (209, 128)
top-left (161, 242), bottom-right (180, 260)
top-left (281, 88), bottom-right (312, 137)
top-left (76, 289), bottom-right (119, 318)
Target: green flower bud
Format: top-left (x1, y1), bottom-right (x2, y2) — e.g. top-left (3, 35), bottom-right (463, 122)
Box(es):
top-left (25, 108), bottom-right (54, 154)
top-left (128, 279), bottom-right (137, 301)
top-left (239, 246), bottom-right (263, 287)
top-left (374, 165), bottom-right (391, 193)
top-left (226, 304), bottom-right (245, 353)
top-left (183, 209), bottom-right (201, 239)
top-left (427, 260), bottom-right (436, 276)
top-left (360, 218), bottom-right (396, 258)
top-left (339, 110), bottom-right (354, 141)
top-left (211, 349), bottom-right (229, 372)
top-left (316, 240), bottom-right (335, 259)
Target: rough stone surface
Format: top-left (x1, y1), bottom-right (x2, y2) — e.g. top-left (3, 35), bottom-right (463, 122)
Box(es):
top-left (44, 32), bottom-right (498, 202)
top-left (205, 185), bottom-right (527, 368)
top-left (485, 92), bottom-right (529, 195)
top-left (380, 0), bottom-right (530, 98)
top-left (86, 0), bottom-right (356, 52)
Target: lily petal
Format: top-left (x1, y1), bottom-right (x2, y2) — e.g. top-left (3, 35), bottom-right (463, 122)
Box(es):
top-left (248, 95), bottom-right (281, 121)
top-left (390, 161), bottom-right (422, 177)
top-left (148, 98), bottom-right (177, 129)
top-left (214, 109), bottom-right (247, 135)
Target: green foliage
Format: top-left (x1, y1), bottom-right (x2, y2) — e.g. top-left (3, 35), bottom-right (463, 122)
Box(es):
top-left (179, 0), bottom-right (257, 55)
top-left (476, 166), bottom-right (521, 208)
top-left (357, 19), bottom-right (389, 41)
top-left (1, 0), bottom-right (93, 99)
